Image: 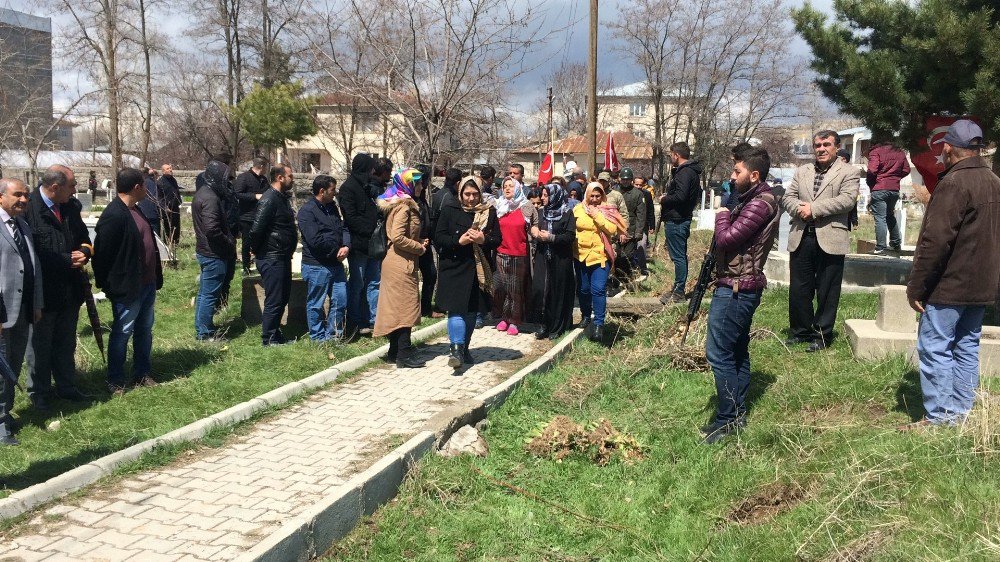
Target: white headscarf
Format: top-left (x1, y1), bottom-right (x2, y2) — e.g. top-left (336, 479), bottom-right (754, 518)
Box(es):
top-left (495, 176), bottom-right (527, 218)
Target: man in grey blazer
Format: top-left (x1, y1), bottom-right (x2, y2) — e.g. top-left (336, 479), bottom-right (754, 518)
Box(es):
top-left (780, 130), bottom-right (860, 352)
top-left (0, 178), bottom-right (44, 445)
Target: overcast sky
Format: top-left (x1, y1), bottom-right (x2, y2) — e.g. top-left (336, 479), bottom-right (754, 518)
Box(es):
top-left (3, 0), bottom-right (836, 111)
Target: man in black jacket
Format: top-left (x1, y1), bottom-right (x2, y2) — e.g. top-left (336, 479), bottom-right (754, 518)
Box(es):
top-left (233, 157), bottom-right (269, 275)
top-left (138, 168), bottom-right (161, 238)
top-left (192, 161), bottom-right (237, 341)
top-left (250, 164), bottom-right (297, 346)
top-left (298, 175), bottom-right (351, 342)
top-left (24, 165), bottom-right (94, 410)
top-left (339, 153), bottom-right (381, 334)
top-left (156, 164), bottom-right (183, 246)
top-left (93, 168), bottom-right (163, 394)
top-left (659, 142), bottom-right (704, 303)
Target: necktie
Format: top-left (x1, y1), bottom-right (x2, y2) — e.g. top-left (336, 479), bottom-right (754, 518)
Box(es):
top-left (7, 219), bottom-right (24, 251)
top-left (52, 205), bottom-right (62, 223)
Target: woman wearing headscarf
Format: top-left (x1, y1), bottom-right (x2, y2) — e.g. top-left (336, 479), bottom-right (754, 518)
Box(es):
top-left (492, 176), bottom-right (538, 336)
top-left (574, 182), bottom-right (626, 342)
top-left (435, 176), bottom-right (501, 369)
top-left (532, 183), bottom-right (577, 339)
top-left (372, 167), bottom-right (430, 368)
top-left (414, 165), bottom-right (440, 318)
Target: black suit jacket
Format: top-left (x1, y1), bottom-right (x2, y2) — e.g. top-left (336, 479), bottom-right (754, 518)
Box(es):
top-left (24, 191), bottom-right (93, 310)
top-left (93, 198), bottom-right (163, 302)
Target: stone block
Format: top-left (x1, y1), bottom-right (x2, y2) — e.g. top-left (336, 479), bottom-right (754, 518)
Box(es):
top-left (306, 485), bottom-right (362, 556)
top-left (876, 285), bottom-right (918, 333)
top-left (234, 517), bottom-right (311, 562)
top-left (240, 276), bottom-right (307, 327)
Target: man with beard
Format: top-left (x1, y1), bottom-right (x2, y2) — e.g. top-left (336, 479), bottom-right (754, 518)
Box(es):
top-left (659, 142), bottom-right (703, 304)
top-left (249, 165), bottom-right (298, 346)
top-left (615, 167), bottom-right (647, 281)
top-left (339, 153), bottom-right (381, 336)
top-left (702, 146), bottom-right (780, 444)
top-left (233, 157), bottom-right (270, 275)
top-left (192, 160), bottom-right (237, 342)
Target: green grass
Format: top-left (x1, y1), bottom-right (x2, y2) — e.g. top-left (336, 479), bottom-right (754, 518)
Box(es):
top-left (322, 290), bottom-right (1000, 561)
top-left (0, 225), bottom-right (390, 497)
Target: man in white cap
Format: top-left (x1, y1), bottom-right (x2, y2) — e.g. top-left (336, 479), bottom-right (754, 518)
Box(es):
top-left (904, 119), bottom-right (1000, 429)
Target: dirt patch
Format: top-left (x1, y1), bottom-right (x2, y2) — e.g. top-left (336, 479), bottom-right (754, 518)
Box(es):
top-left (526, 416), bottom-right (645, 466)
top-left (552, 370), bottom-right (603, 407)
top-left (725, 480), bottom-right (810, 526)
top-left (793, 402), bottom-right (890, 432)
top-left (821, 528), bottom-right (894, 562)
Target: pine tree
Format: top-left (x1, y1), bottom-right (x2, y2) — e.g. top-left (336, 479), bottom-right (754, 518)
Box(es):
top-left (793, 0), bottom-right (1000, 162)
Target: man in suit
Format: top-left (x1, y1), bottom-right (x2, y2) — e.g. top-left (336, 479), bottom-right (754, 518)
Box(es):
top-left (0, 178), bottom-right (44, 445)
top-left (24, 165), bottom-right (94, 410)
top-left (157, 164), bottom-right (183, 246)
top-left (93, 168), bottom-right (163, 394)
top-left (780, 130), bottom-right (861, 352)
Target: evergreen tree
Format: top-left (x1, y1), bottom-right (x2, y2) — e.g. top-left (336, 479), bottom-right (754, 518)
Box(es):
top-left (793, 0), bottom-right (1000, 162)
top-left (232, 82), bottom-right (317, 159)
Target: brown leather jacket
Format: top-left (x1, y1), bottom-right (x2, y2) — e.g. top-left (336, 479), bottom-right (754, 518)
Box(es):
top-left (908, 156), bottom-right (1000, 306)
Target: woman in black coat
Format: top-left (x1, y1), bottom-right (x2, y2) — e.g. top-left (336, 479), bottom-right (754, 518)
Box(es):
top-left (434, 176), bottom-right (500, 370)
top-left (533, 183), bottom-right (577, 339)
top-left (414, 166), bottom-right (438, 317)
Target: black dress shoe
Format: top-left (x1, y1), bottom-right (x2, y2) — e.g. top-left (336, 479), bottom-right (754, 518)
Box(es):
top-left (463, 346), bottom-right (474, 365)
top-left (30, 395), bottom-right (51, 411)
top-left (700, 417), bottom-right (746, 435)
top-left (578, 318), bottom-right (591, 330)
top-left (56, 388), bottom-right (92, 402)
top-left (447, 344), bottom-right (463, 368)
top-left (590, 325), bottom-right (604, 342)
top-left (806, 341), bottom-right (828, 353)
top-left (703, 424), bottom-right (736, 445)
top-left (0, 435), bottom-right (20, 446)
top-left (381, 353), bottom-right (397, 363)
top-left (784, 336), bottom-right (811, 346)
top-left (534, 330), bottom-right (549, 340)
top-left (397, 355), bottom-right (426, 369)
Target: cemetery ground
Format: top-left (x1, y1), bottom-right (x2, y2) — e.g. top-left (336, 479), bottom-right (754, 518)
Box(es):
top-left (324, 262), bottom-right (1000, 560)
top-left (0, 223), bottom-right (390, 503)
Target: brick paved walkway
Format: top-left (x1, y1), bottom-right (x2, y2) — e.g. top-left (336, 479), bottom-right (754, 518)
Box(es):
top-left (1, 328), bottom-right (543, 561)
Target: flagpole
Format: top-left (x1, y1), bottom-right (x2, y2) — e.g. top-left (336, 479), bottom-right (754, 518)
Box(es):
top-left (587, 0), bottom-right (598, 178)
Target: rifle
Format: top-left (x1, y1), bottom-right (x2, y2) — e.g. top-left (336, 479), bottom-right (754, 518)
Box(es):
top-left (652, 216), bottom-right (663, 250)
top-left (680, 237), bottom-right (717, 345)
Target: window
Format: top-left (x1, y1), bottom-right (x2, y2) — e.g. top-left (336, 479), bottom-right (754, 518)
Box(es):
top-left (301, 153), bottom-right (322, 173)
top-left (629, 103), bottom-right (647, 117)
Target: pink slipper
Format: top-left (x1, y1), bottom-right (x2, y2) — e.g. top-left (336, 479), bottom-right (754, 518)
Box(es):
top-left (496, 321), bottom-right (508, 332)
top-left (506, 324), bottom-right (519, 336)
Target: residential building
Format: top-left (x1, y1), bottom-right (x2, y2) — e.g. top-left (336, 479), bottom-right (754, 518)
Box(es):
top-left (0, 8), bottom-right (54, 150)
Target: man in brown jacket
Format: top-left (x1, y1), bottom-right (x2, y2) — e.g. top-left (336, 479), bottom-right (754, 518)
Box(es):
top-left (780, 130), bottom-right (861, 352)
top-left (905, 119), bottom-right (1000, 428)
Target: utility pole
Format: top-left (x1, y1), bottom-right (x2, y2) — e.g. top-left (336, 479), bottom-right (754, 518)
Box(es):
top-left (587, 0), bottom-right (598, 178)
top-left (548, 86), bottom-right (555, 162)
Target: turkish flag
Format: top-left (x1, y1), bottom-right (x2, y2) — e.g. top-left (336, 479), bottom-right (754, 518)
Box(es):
top-left (911, 115), bottom-right (980, 193)
top-left (538, 149), bottom-right (554, 185)
top-left (604, 131), bottom-right (621, 172)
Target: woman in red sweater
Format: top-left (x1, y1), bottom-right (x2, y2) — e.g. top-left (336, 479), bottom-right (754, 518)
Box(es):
top-left (492, 176), bottom-right (538, 335)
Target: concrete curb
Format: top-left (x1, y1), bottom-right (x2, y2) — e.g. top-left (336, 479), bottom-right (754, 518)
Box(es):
top-left (0, 320), bottom-right (448, 523)
top-left (236, 326), bottom-right (587, 562)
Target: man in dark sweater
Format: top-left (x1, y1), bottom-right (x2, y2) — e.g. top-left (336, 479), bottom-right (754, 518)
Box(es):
top-left (249, 165), bottom-right (298, 346)
top-left (93, 168), bottom-right (163, 394)
top-left (24, 165), bottom-right (93, 410)
top-left (298, 175), bottom-right (351, 342)
top-left (192, 161), bottom-right (237, 341)
top-left (659, 142), bottom-right (704, 303)
top-left (703, 146), bottom-right (780, 444)
top-left (233, 157), bottom-right (269, 275)
top-left (339, 153), bottom-right (380, 334)
top-left (156, 164), bottom-right (183, 246)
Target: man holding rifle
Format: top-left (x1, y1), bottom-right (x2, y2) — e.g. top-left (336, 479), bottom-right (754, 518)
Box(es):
top-left (701, 145), bottom-right (781, 445)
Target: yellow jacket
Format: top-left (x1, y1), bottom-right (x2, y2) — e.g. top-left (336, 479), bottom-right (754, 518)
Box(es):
top-left (573, 204), bottom-right (619, 267)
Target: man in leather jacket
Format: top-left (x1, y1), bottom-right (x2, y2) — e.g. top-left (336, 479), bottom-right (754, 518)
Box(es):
top-left (249, 165), bottom-right (298, 345)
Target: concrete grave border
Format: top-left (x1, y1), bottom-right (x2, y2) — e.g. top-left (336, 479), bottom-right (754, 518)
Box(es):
top-left (235, 326), bottom-right (587, 562)
top-left (0, 320), bottom-right (451, 521)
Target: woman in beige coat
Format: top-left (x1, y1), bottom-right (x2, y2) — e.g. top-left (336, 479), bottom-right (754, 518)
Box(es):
top-left (373, 167), bottom-right (429, 368)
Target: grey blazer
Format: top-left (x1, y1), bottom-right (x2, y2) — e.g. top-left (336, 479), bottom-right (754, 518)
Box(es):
top-left (0, 215), bottom-right (44, 329)
top-left (779, 159), bottom-right (861, 256)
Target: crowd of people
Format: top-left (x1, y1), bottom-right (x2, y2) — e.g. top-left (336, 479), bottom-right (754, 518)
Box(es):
top-left (0, 119), bottom-right (996, 446)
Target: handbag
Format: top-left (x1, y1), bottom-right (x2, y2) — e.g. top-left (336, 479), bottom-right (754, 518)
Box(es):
top-left (368, 215), bottom-right (389, 260)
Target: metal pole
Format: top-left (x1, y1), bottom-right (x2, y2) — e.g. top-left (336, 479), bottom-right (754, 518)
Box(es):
top-left (587, 0), bottom-right (598, 178)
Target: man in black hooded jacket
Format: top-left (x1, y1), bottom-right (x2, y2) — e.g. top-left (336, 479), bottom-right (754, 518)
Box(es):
top-left (192, 160), bottom-right (237, 341)
top-left (339, 153), bottom-right (381, 334)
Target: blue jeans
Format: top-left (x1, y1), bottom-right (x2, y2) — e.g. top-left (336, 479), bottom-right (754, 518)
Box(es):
top-left (706, 286), bottom-right (762, 424)
top-left (347, 254), bottom-right (381, 328)
top-left (447, 313), bottom-right (477, 345)
top-left (665, 219), bottom-right (691, 294)
top-left (575, 261), bottom-right (610, 327)
top-left (868, 190), bottom-right (900, 251)
top-left (195, 254), bottom-right (234, 339)
top-left (108, 283), bottom-right (157, 387)
top-left (917, 303), bottom-right (984, 424)
top-left (302, 263), bottom-right (348, 342)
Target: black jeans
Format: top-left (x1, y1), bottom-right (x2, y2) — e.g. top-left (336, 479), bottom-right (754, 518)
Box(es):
top-left (257, 257), bottom-right (291, 345)
top-left (240, 219), bottom-right (254, 270)
top-left (418, 248), bottom-right (438, 315)
top-left (386, 327), bottom-right (412, 359)
top-left (789, 231), bottom-right (844, 343)
top-left (26, 304), bottom-right (80, 398)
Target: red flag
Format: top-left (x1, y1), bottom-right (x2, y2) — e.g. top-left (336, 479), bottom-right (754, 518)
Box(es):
top-left (604, 131), bottom-right (621, 172)
top-left (538, 148), bottom-right (554, 185)
top-left (911, 115), bottom-right (980, 193)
